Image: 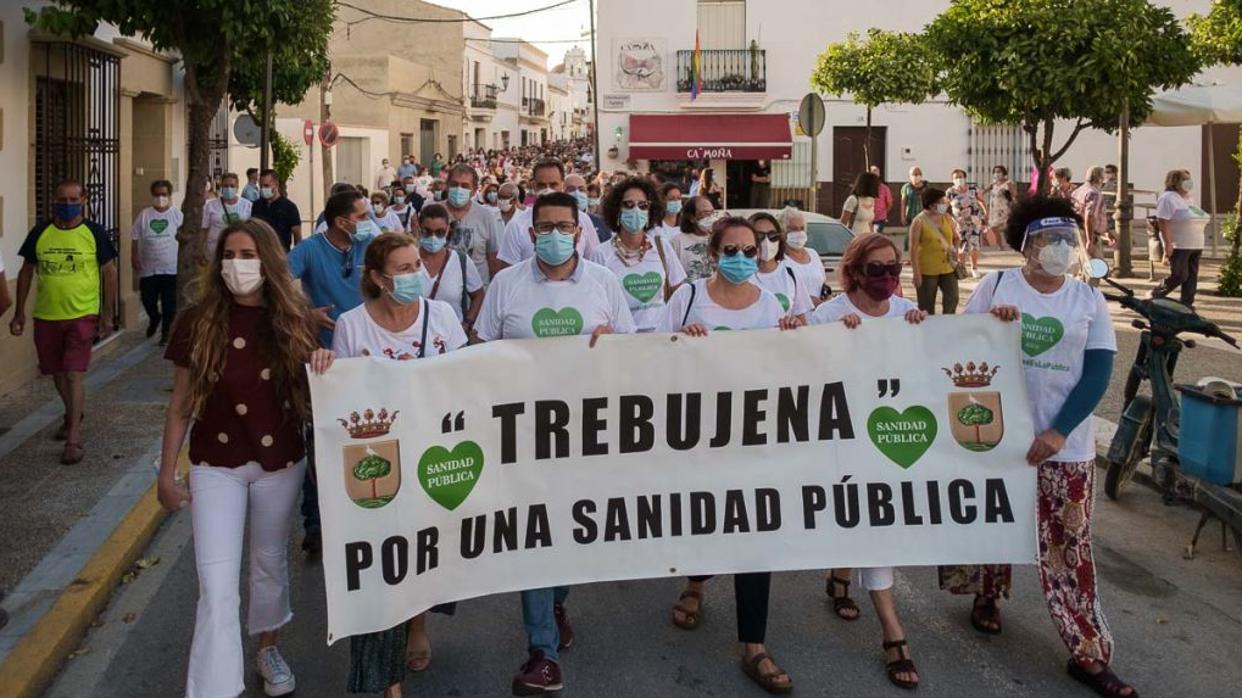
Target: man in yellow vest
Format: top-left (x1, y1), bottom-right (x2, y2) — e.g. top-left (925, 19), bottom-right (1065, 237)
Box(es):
top-left (9, 179), bottom-right (118, 464)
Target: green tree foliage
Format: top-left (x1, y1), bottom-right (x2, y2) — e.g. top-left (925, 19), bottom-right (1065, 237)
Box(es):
top-left (354, 453), bottom-right (392, 500)
top-left (270, 131), bottom-right (301, 193)
top-left (957, 402), bottom-right (995, 446)
top-left (25, 0), bottom-right (334, 304)
top-left (925, 0), bottom-right (1200, 194)
top-left (810, 30), bottom-right (935, 166)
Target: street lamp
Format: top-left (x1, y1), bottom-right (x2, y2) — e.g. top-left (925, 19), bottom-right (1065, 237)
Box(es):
top-left (501, 74), bottom-right (510, 92)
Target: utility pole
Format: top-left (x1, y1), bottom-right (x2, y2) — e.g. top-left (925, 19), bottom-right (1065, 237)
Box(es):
top-left (1114, 100), bottom-right (1133, 277)
top-left (588, 0), bottom-right (601, 172)
top-left (260, 50), bottom-right (273, 172)
top-left (321, 72), bottom-right (334, 201)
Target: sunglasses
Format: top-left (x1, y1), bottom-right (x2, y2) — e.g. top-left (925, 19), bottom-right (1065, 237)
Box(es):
top-left (756, 231), bottom-right (781, 243)
top-left (620, 200), bottom-right (651, 210)
top-left (721, 244), bottom-right (758, 258)
top-left (854, 261), bottom-right (902, 278)
top-left (341, 250), bottom-right (354, 279)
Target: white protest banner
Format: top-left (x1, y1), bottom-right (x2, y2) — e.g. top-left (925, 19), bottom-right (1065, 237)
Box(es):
top-left (309, 315), bottom-right (1036, 644)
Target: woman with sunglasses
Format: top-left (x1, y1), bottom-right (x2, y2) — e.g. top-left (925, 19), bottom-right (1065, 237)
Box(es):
top-left (670, 195), bottom-right (720, 283)
top-left (939, 196), bottom-right (1131, 697)
top-left (414, 204), bottom-right (484, 331)
top-left (749, 212), bottom-right (812, 323)
top-left (659, 216), bottom-right (798, 695)
top-left (808, 233), bottom-right (926, 690)
top-left (590, 177), bottom-right (686, 332)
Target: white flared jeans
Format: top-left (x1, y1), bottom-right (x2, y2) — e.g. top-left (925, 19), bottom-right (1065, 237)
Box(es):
top-left (185, 461), bottom-right (305, 698)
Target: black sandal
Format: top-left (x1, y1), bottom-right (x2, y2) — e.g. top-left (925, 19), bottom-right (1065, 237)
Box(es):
top-left (883, 639), bottom-right (919, 690)
top-left (740, 652), bottom-right (793, 695)
top-left (671, 589), bottom-right (703, 630)
top-left (970, 594), bottom-right (1002, 635)
top-left (1067, 659), bottom-right (1138, 697)
top-left (826, 574), bottom-right (860, 621)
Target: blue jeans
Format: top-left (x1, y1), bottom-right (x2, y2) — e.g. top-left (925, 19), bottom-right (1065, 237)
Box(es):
top-left (521, 586), bottom-right (569, 661)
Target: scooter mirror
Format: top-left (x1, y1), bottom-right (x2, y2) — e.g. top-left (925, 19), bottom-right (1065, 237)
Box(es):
top-left (1086, 258), bottom-right (1110, 279)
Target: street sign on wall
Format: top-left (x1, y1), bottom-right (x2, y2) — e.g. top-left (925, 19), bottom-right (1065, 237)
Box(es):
top-left (233, 114), bottom-right (261, 147)
top-left (319, 120), bottom-right (339, 148)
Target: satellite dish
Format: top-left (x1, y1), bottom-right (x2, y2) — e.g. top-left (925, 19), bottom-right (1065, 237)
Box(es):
top-left (233, 114), bottom-right (262, 147)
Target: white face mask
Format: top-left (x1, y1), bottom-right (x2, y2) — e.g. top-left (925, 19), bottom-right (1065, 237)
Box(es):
top-left (934, 203), bottom-right (949, 215)
top-left (153, 195), bottom-right (170, 208)
top-left (221, 258), bottom-right (264, 296)
top-left (759, 238), bottom-right (780, 262)
top-left (499, 198), bottom-right (514, 212)
top-left (1181, 178), bottom-right (1194, 193)
top-left (786, 231), bottom-right (808, 249)
top-left (1036, 241), bottom-right (1074, 277)
top-left (696, 213), bottom-right (720, 233)
top-left (953, 177), bottom-right (966, 188)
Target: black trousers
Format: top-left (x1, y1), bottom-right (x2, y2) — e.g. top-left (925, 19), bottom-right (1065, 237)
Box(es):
top-left (688, 573), bottom-right (771, 643)
top-left (1153, 248), bottom-right (1202, 307)
top-left (139, 274), bottom-right (177, 334)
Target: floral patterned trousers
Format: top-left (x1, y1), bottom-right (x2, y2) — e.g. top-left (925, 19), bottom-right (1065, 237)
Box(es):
top-left (939, 460), bottom-right (1113, 664)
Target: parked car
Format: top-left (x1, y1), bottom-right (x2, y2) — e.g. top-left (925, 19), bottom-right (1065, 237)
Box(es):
top-left (726, 209), bottom-right (854, 276)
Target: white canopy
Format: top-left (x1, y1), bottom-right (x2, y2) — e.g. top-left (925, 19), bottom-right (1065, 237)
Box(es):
top-left (1145, 84), bottom-right (1242, 127)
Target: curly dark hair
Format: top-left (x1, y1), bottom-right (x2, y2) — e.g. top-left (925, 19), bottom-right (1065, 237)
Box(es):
top-left (601, 176), bottom-right (663, 233)
top-left (1003, 196), bottom-right (1082, 252)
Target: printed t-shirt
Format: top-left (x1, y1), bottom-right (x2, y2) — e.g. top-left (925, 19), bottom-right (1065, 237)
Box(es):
top-left (475, 256), bottom-right (636, 340)
top-left (201, 197), bottom-right (252, 253)
top-left (449, 203), bottom-right (502, 284)
top-left (129, 206), bottom-right (183, 277)
top-left (419, 250), bottom-right (484, 321)
top-left (18, 219), bottom-right (117, 321)
top-left (332, 297), bottom-right (467, 360)
top-left (374, 209), bottom-right (405, 235)
top-left (783, 251), bottom-right (827, 304)
top-left (753, 265), bottom-right (813, 317)
top-left (288, 233), bottom-right (370, 347)
top-left (164, 303), bottom-right (305, 470)
top-left (589, 236), bottom-right (687, 332)
top-left (670, 232), bottom-right (713, 282)
top-left (965, 270), bottom-right (1116, 462)
top-left (810, 293), bottom-right (917, 324)
top-left (497, 208), bottom-right (600, 266)
top-left (658, 279), bottom-right (785, 332)
top-left (1155, 191), bottom-right (1208, 250)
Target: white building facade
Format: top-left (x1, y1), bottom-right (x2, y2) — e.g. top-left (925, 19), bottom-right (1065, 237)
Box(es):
top-left (596, 0), bottom-right (1242, 224)
top-left (495, 39), bottom-right (551, 147)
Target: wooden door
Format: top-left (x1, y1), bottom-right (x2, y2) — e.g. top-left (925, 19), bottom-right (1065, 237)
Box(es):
top-left (831, 126), bottom-right (886, 217)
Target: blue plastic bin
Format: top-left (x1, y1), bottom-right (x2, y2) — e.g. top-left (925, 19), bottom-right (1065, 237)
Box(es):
top-left (1177, 384), bottom-right (1242, 485)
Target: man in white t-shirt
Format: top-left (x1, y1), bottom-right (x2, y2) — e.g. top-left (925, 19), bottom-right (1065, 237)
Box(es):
top-left (130, 179), bottom-right (183, 344)
top-left (496, 159), bottom-right (600, 269)
top-left (374, 158), bottom-right (398, 191)
top-left (473, 192), bottom-right (634, 695)
top-left (201, 172), bottom-right (251, 254)
top-left (443, 164), bottom-right (502, 285)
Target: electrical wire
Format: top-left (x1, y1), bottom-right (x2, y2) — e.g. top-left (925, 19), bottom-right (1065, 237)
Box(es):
top-left (336, 0), bottom-right (581, 27)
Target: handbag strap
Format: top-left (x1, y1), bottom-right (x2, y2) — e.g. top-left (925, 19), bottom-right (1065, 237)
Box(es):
top-left (428, 253), bottom-right (449, 300)
top-left (418, 298), bottom-right (430, 358)
top-left (681, 281), bottom-right (697, 328)
top-left (652, 235), bottom-right (672, 301)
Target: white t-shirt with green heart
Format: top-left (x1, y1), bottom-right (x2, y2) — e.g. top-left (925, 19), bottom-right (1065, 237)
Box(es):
top-left (475, 256), bottom-right (637, 340)
top-left (589, 237), bottom-right (687, 332)
top-left (753, 264), bottom-right (813, 318)
top-left (129, 206), bottom-right (184, 277)
top-left (659, 279), bottom-right (786, 332)
top-left (965, 270), bottom-right (1116, 462)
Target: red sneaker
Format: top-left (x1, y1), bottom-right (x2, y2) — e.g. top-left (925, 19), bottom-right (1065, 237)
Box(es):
top-left (554, 603), bottom-right (574, 650)
top-left (512, 650), bottom-right (563, 695)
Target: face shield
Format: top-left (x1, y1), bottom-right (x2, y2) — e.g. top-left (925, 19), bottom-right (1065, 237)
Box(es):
top-left (1021, 217), bottom-right (1089, 278)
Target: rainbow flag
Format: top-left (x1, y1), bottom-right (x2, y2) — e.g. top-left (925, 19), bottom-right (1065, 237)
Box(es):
top-left (690, 30), bottom-right (703, 100)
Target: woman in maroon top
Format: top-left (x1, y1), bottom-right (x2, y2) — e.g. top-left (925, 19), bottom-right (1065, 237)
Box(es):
top-left (158, 219), bottom-right (330, 698)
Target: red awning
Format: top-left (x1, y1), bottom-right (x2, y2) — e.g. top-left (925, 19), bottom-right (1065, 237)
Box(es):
top-left (628, 114), bottom-right (792, 160)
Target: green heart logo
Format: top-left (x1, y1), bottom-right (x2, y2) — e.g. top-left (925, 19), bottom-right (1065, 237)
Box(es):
top-left (776, 293), bottom-right (791, 312)
top-left (149, 219), bottom-right (169, 235)
top-left (418, 441), bottom-right (484, 511)
top-left (531, 307), bottom-right (583, 337)
top-left (623, 272), bottom-right (662, 304)
top-left (867, 406), bottom-right (938, 469)
top-left (1021, 314), bottom-right (1064, 357)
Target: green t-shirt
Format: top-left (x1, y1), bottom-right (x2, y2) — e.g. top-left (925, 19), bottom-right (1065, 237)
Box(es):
top-left (18, 219), bottom-right (117, 320)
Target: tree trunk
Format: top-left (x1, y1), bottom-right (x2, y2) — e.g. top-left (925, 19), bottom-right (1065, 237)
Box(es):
top-left (320, 73), bottom-right (334, 202)
top-left (864, 107), bottom-right (872, 170)
top-left (176, 99), bottom-right (218, 310)
top-left (371, 478), bottom-right (378, 499)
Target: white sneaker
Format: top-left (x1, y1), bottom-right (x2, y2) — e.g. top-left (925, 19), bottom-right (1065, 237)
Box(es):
top-left (256, 646), bottom-right (296, 696)
top-left (970, 267), bottom-right (979, 279)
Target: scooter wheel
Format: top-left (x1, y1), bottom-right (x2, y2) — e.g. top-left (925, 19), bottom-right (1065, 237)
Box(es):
top-left (1105, 395), bottom-right (1154, 501)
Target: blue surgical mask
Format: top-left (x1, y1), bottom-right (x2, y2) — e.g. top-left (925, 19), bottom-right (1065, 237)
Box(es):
top-left (665, 200), bottom-right (683, 216)
top-left (620, 207), bottom-right (648, 232)
top-left (387, 273), bottom-right (424, 305)
top-left (534, 231), bottom-right (576, 266)
top-left (718, 253), bottom-right (758, 284)
top-left (54, 202), bottom-right (83, 221)
top-left (220, 186), bottom-right (238, 200)
top-left (419, 235), bottom-right (447, 254)
top-left (447, 187), bottom-right (471, 207)
top-left (571, 191), bottom-right (589, 211)
top-left (350, 219), bottom-right (379, 243)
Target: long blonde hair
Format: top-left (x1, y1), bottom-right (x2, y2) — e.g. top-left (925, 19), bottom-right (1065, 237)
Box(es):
top-left (182, 219), bottom-right (318, 421)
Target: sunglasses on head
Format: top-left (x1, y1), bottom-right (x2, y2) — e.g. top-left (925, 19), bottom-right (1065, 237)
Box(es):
top-left (721, 244), bottom-right (758, 258)
top-left (854, 261), bottom-right (902, 278)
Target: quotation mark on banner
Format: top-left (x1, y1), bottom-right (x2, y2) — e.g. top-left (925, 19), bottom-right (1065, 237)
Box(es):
top-left (877, 378), bottom-right (902, 398)
top-left (441, 411), bottom-right (466, 434)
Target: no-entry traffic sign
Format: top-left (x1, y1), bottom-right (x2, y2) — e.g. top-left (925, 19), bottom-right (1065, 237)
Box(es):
top-left (303, 120), bottom-right (315, 146)
top-left (319, 120), bottom-right (339, 148)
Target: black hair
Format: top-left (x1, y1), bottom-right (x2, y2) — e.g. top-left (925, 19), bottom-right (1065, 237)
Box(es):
top-left (748, 211), bottom-right (785, 261)
top-left (679, 195), bottom-right (711, 233)
top-left (921, 186), bottom-right (946, 210)
top-left (325, 190), bottom-right (364, 228)
top-left (531, 191), bottom-right (579, 223)
top-left (260, 169), bottom-right (278, 180)
top-left (992, 164), bottom-right (1008, 176)
top-left (246, 168), bottom-right (259, 177)
top-left (602, 176), bottom-right (663, 233)
top-left (660, 181), bottom-right (683, 201)
top-left (418, 203), bottom-right (450, 225)
top-left (852, 172), bottom-right (881, 198)
top-left (1003, 196), bottom-right (1082, 252)
top-left (533, 158), bottom-right (565, 181)
top-left (149, 179), bottom-right (173, 195)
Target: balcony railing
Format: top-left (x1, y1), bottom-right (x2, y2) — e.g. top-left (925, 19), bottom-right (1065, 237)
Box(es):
top-left (527, 97), bottom-right (546, 117)
top-left (470, 84), bottom-right (498, 109)
top-left (676, 48), bottom-right (766, 93)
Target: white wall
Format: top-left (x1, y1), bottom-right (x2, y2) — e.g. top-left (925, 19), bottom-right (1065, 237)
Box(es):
top-left (262, 118), bottom-right (389, 225)
top-left (0, 4), bottom-right (33, 271)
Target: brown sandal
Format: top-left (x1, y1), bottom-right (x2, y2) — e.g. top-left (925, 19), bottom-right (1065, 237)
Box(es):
top-left (883, 639), bottom-right (919, 690)
top-left (970, 594), bottom-right (1002, 635)
top-left (54, 413), bottom-right (84, 441)
top-left (671, 589), bottom-right (703, 630)
top-left (826, 574), bottom-right (860, 621)
top-left (60, 442), bottom-right (85, 465)
top-left (740, 652), bottom-right (793, 695)
top-left (1067, 659), bottom-right (1138, 697)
